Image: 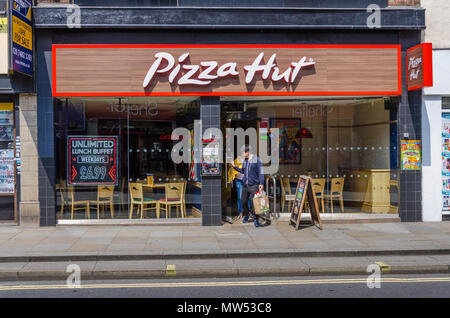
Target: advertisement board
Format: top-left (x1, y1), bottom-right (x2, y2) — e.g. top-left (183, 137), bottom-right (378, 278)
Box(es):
top-left (11, 0), bottom-right (32, 76)
top-left (401, 140), bottom-right (421, 171)
top-left (442, 114), bottom-right (450, 211)
top-left (0, 149), bottom-right (14, 194)
top-left (201, 139), bottom-right (220, 176)
top-left (67, 136), bottom-right (118, 186)
top-left (0, 103), bottom-right (15, 195)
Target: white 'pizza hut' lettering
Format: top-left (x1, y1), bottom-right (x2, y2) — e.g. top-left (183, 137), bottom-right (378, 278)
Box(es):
top-left (142, 52), bottom-right (315, 88)
top-left (408, 56), bottom-right (422, 81)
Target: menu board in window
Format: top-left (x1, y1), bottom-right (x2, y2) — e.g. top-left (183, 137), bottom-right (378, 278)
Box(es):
top-left (201, 139), bottom-right (220, 176)
top-left (67, 136), bottom-right (118, 186)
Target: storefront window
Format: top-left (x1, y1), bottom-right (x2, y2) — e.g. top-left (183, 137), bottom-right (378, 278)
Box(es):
top-left (222, 97), bottom-right (399, 215)
top-left (0, 102), bottom-right (16, 221)
top-left (55, 95), bottom-right (400, 221)
top-left (55, 97), bottom-right (202, 220)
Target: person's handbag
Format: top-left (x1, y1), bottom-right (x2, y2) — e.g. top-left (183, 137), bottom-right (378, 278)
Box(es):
top-left (252, 191), bottom-right (270, 215)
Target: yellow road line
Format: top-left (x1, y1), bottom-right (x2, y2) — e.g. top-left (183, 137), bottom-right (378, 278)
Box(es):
top-left (0, 277), bottom-right (450, 291)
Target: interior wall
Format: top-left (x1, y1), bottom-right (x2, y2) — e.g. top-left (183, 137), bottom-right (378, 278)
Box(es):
top-left (255, 98), bottom-right (390, 177)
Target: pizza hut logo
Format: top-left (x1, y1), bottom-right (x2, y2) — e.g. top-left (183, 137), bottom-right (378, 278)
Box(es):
top-left (142, 52), bottom-right (315, 88)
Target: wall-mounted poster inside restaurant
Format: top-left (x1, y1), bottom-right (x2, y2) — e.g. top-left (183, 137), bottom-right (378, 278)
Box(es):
top-left (270, 118), bottom-right (301, 164)
top-left (401, 140), bottom-right (421, 171)
top-left (66, 102), bottom-right (85, 130)
top-left (67, 136), bottom-right (118, 186)
top-left (0, 149), bottom-right (15, 194)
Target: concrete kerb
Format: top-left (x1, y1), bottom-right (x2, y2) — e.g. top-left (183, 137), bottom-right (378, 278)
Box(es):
top-left (0, 264), bottom-right (449, 282)
top-left (1, 248), bottom-right (450, 263)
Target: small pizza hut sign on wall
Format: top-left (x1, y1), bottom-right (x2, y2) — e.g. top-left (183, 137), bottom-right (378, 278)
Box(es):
top-left (407, 43), bottom-right (433, 91)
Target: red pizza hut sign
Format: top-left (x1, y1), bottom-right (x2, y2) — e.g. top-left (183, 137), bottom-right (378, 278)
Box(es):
top-left (407, 43), bottom-right (433, 91)
top-left (53, 45), bottom-right (402, 96)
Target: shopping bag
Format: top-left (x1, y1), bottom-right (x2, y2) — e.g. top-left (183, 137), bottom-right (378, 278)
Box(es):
top-left (252, 191), bottom-right (270, 215)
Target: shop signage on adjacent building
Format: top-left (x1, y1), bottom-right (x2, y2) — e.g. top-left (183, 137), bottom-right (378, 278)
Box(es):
top-left (0, 103), bottom-right (15, 194)
top-left (11, 0), bottom-right (33, 76)
top-left (442, 114), bottom-right (450, 211)
top-left (0, 17), bottom-right (8, 74)
top-left (67, 136), bottom-right (118, 186)
top-left (407, 43), bottom-right (433, 91)
top-left (53, 45), bottom-right (402, 97)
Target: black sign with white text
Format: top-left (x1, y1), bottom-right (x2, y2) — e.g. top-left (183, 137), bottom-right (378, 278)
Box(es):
top-left (67, 136), bottom-right (118, 186)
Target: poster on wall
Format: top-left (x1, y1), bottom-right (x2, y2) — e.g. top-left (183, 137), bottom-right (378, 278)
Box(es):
top-left (0, 149), bottom-right (15, 194)
top-left (400, 140), bottom-right (421, 171)
top-left (0, 126), bottom-right (14, 141)
top-left (0, 109), bottom-right (13, 125)
top-left (0, 103), bottom-right (14, 125)
top-left (67, 136), bottom-right (118, 186)
top-left (270, 118), bottom-right (301, 164)
top-left (201, 139), bottom-right (220, 176)
top-left (442, 114), bottom-right (450, 211)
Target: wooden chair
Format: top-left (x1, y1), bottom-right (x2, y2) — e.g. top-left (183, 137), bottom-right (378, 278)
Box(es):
top-left (119, 176), bottom-right (127, 211)
top-left (324, 177), bottom-right (345, 213)
top-left (311, 178), bottom-right (326, 213)
top-left (180, 180), bottom-right (187, 217)
top-left (57, 182), bottom-right (68, 218)
top-left (129, 182), bottom-right (158, 219)
top-left (159, 182), bottom-right (185, 218)
top-left (279, 177), bottom-right (295, 213)
top-left (90, 185), bottom-right (115, 219)
top-left (67, 186), bottom-right (91, 219)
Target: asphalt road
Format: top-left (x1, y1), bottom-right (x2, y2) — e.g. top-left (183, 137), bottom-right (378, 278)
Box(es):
top-left (0, 274), bottom-right (449, 298)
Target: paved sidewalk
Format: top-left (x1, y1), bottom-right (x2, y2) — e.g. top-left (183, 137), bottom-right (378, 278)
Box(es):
top-left (0, 222), bottom-right (449, 280)
top-left (0, 222), bottom-right (450, 258)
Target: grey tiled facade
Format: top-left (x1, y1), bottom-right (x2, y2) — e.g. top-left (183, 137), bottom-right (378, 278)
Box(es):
top-left (200, 97), bottom-right (222, 226)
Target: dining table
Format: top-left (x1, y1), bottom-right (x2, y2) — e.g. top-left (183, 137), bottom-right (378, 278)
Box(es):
top-left (141, 183), bottom-right (166, 189)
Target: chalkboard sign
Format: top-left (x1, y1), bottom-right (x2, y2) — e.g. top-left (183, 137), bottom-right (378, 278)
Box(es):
top-left (289, 176), bottom-right (322, 230)
top-left (67, 136), bottom-right (118, 186)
